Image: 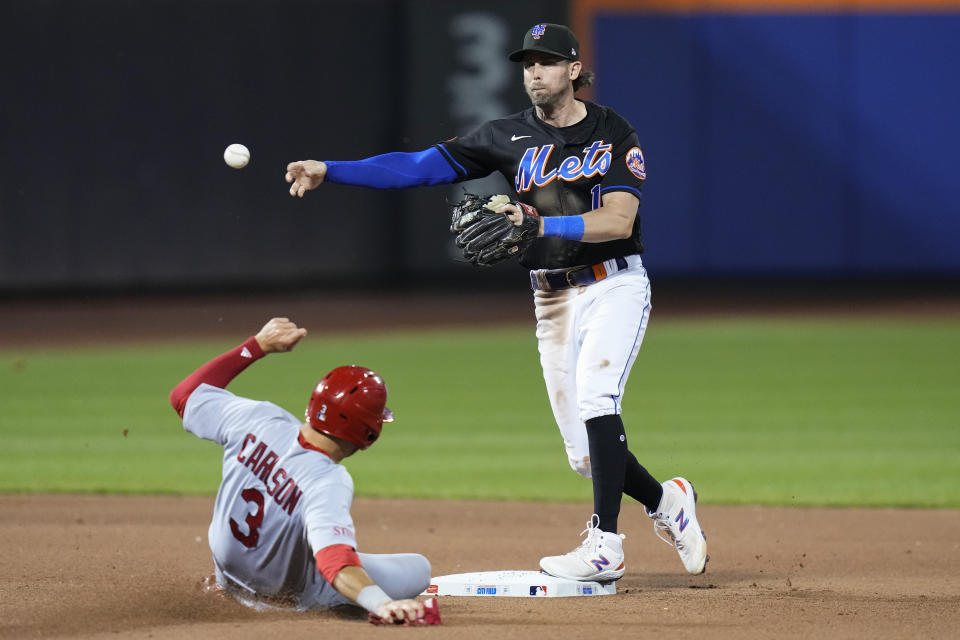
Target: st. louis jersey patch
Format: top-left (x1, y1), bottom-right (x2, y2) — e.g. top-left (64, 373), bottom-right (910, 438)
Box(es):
top-left (626, 147), bottom-right (646, 180)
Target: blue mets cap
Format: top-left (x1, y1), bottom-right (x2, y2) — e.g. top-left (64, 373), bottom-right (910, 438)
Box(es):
top-left (508, 23), bottom-right (580, 62)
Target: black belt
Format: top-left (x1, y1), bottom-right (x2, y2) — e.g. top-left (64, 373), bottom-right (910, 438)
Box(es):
top-left (530, 256), bottom-right (630, 291)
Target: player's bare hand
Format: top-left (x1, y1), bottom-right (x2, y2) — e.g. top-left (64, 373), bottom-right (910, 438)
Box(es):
top-left (369, 599), bottom-right (425, 625)
top-left (496, 201), bottom-right (542, 237)
top-left (495, 202), bottom-right (523, 225)
top-left (254, 317), bottom-right (307, 354)
top-left (285, 160), bottom-right (327, 198)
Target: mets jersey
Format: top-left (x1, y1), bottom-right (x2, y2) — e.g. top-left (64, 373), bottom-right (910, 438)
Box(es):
top-left (183, 383), bottom-right (358, 604)
top-left (436, 101), bottom-right (647, 269)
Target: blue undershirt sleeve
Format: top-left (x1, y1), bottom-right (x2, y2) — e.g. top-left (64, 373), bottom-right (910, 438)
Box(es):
top-left (323, 148), bottom-right (458, 189)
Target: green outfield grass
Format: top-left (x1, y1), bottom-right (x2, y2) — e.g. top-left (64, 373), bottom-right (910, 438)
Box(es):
top-left (1, 317), bottom-right (958, 507)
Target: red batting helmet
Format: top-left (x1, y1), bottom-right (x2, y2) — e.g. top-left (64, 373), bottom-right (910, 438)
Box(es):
top-left (306, 366), bottom-right (394, 450)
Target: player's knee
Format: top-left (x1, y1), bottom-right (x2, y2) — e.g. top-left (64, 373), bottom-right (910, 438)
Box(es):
top-left (394, 554), bottom-right (432, 599)
top-left (411, 554), bottom-right (431, 594)
top-left (360, 552), bottom-right (431, 599)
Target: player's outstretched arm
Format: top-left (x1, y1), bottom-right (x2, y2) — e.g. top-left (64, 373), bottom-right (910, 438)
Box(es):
top-left (286, 160), bottom-right (327, 198)
top-left (169, 317), bottom-right (306, 417)
top-left (286, 149), bottom-right (457, 194)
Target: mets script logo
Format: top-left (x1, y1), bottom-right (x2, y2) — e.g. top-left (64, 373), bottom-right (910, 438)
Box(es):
top-left (531, 24), bottom-right (547, 39)
top-left (515, 140), bottom-right (612, 193)
top-left (626, 146), bottom-right (646, 180)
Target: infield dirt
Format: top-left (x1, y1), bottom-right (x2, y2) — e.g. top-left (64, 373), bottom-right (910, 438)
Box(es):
top-left (2, 495), bottom-right (958, 639)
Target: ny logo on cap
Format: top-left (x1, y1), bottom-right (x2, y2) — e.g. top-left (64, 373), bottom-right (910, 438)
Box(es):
top-left (531, 23), bottom-right (547, 39)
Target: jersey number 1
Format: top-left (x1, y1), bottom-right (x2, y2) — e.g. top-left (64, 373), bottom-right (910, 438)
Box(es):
top-left (229, 487), bottom-right (265, 548)
top-left (591, 184), bottom-right (602, 210)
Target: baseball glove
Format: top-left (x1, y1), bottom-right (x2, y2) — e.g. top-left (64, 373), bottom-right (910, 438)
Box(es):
top-left (449, 193), bottom-right (539, 267)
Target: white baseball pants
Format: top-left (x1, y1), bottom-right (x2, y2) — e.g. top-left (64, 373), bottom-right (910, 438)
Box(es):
top-left (533, 255), bottom-right (651, 478)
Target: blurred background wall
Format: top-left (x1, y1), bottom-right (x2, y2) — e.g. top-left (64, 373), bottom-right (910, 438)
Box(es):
top-left (2, 0), bottom-right (958, 294)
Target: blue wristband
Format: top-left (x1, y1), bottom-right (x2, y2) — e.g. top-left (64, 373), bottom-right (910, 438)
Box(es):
top-left (541, 215), bottom-right (585, 241)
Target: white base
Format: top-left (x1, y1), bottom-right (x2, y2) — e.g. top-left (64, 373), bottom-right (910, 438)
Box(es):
top-left (422, 570), bottom-right (616, 598)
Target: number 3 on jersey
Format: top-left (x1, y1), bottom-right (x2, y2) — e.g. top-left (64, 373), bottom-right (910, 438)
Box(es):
top-left (229, 487), bottom-right (265, 548)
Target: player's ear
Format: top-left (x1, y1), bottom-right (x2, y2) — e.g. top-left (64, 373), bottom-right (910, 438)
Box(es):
top-left (569, 60), bottom-right (582, 81)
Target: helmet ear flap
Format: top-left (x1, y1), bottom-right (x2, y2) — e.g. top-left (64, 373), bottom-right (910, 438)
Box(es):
top-left (306, 366), bottom-right (391, 450)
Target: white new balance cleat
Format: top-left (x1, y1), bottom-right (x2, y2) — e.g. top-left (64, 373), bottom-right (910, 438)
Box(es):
top-left (539, 514), bottom-right (626, 582)
top-left (649, 477), bottom-right (709, 575)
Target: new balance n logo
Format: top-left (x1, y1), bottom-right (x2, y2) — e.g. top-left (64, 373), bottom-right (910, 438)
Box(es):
top-left (675, 508), bottom-right (690, 533)
top-left (590, 554), bottom-right (611, 572)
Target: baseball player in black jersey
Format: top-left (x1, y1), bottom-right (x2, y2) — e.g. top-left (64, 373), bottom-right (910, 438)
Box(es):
top-left (286, 23), bottom-right (708, 581)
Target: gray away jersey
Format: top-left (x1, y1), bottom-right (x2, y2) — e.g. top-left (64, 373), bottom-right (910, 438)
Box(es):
top-left (183, 384), bottom-right (357, 603)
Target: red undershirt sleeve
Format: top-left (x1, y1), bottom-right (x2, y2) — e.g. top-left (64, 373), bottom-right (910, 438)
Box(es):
top-left (169, 336), bottom-right (265, 417)
top-left (315, 544), bottom-right (363, 585)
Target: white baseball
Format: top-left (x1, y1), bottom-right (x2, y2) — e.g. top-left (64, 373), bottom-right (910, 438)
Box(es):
top-left (223, 143), bottom-right (250, 169)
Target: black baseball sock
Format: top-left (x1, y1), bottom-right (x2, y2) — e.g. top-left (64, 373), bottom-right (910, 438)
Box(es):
top-left (623, 450), bottom-right (663, 512)
top-left (585, 414), bottom-right (628, 533)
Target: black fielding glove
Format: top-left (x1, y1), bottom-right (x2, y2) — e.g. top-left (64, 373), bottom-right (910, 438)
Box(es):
top-left (450, 195), bottom-right (539, 267)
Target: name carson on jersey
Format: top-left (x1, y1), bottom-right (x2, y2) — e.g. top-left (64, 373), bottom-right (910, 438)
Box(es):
top-left (236, 432), bottom-right (303, 515)
top-left (436, 101), bottom-right (646, 270)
